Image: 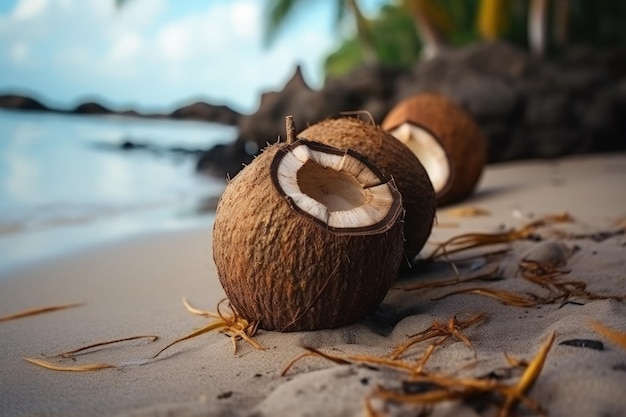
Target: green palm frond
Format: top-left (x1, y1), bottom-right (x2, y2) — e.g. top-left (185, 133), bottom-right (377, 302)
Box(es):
top-left (264, 0), bottom-right (346, 46)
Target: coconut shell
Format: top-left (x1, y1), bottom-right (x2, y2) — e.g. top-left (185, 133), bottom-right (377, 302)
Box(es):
top-left (213, 140), bottom-right (404, 332)
top-left (382, 93), bottom-right (488, 206)
top-left (299, 118), bottom-right (436, 262)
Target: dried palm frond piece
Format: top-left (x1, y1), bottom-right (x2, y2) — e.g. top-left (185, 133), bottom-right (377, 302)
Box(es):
top-left (442, 206), bottom-right (491, 218)
top-left (498, 331), bottom-right (555, 417)
top-left (588, 319), bottom-right (626, 350)
top-left (23, 335), bottom-right (159, 372)
top-left (390, 313), bottom-right (487, 360)
top-left (432, 287), bottom-right (540, 308)
top-left (152, 298), bottom-right (263, 358)
top-left (397, 263), bottom-right (500, 292)
top-left (427, 212), bottom-right (574, 261)
top-left (430, 257), bottom-right (625, 307)
top-left (282, 314), bottom-right (485, 378)
top-left (0, 302), bottom-right (83, 323)
top-left (365, 331), bottom-right (556, 417)
top-left (614, 216), bottom-right (626, 231)
top-left (519, 259), bottom-right (626, 304)
top-left (58, 335), bottom-right (159, 358)
top-left (281, 346), bottom-right (419, 377)
top-left (23, 357), bottom-right (114, 372)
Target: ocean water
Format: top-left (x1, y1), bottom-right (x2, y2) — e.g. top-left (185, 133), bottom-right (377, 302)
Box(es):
top-left (0, 109), bottom-right (236, 274)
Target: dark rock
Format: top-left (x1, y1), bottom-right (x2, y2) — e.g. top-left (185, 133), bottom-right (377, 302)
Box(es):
top-left (120, 109), bottom-right (142, 117)
top-left (528, 127), bottom-right (584, 158)
top-left (450, 40), bottom-right (530, 79)
top-left (120, 140), bottom-right (143, 150)
top-left (238, 65), bottom-right (316, 142)
top-left (554, 68), bottom-right (609, 95)
top-left (441, 69), bottom-right (520, 120)
top-left (0, 93), bottom-right (240, 126)
top-left (196, 141), bottom-right (254, 179)
top-left (524, 93), bottom-right (572, 127)
top-left (479, 122), bottom-right (513, 161)
top-left (0, 94), bottom-right (49, 111)
top-left (196, 41), bottom-right (626, 179)
top-left (559, 339), bottom-right (604, 351)
top-left (73, 102), bottom-right (113, 114)
top-left (170, 101), bottom-right (241, 125)
top-left (237, 63), bottom-right (406, 147)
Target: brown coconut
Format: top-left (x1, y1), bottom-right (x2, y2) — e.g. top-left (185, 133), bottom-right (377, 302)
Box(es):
top-left (213, 138), bottom-right (404, 332)
top-left (382, 93), bottom-right (488, 206)
top-left (299, 117), bottom-right (436, 263)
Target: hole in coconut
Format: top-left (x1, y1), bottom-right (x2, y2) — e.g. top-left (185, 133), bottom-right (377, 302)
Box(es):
top-left (273, 142), bottom-right (398, 232)
top-left (391, 124), bottom-right (449, 193)
top-left (297, 160), bottom-right (366, 212)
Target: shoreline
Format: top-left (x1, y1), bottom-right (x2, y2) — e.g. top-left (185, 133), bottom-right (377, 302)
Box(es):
top-left (0, 94), bottom-right (242, 126)
top-left (1, 152), bottom-right (625, 417)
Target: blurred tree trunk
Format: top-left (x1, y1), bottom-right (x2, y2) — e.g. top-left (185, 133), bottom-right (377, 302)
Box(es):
top-left (553, 0), bottom-right (570, 46)
top-left (403, 0), bottom-right (453, 60)
top-left (265, 0), bottom-right (378, 63)
top-left (529, 0), bottom-right (548, 56)
top-left (477, 0), bottom-right (509, 40)
top-left (345, 0), bottom-right (377, 63)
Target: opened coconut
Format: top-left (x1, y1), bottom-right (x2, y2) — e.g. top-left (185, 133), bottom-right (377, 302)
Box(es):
top-left (382, 93), bottom-right (487, 206)
top-left (213, 133), bottom-right (404, 331)
top-left (299, 117), bottom-right (436, 263)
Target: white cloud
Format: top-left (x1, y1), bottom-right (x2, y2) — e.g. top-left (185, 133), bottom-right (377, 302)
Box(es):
top-left (231, 1), bottom-right (261, 38)
top-left (154, 0), bottom-right (261, 65)
top-left (156, 22), bottom-right (193, 63)
top-left (12, 0), bottom-right (49, 20)
top-left (0, 0), bottom-right (337, 111)
top-left (109, 32), bottom-right (142, 61)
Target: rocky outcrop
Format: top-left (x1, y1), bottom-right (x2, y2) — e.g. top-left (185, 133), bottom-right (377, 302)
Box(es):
top-left (170, 102), bottom-right (240, 126)
top-left (197, 41), bottom-right (626, 178)
top-left (394, 41), bottom-right (626, 161)
top-left (73, 102), bottom-right (114, 114)
top-left (0, 94), bottom-right (49, 111)
top-left (0, 94), bottom-right (242, 126)
top-left (3, 40), bottom-right (625, 180)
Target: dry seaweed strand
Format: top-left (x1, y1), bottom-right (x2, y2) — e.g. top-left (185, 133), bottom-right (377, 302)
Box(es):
top-left (397, 263), bottom-right (501, 292)
top-left (442, 206), bottom-right (491, 218)
top-left (281, 346), bottom-right (419, 377)
top-left (519, 259), bottom-right (626, 304)
top-left (0, 302), bottom-right (84, 323)
top-left (282, 329), bottom-right (554, 417)
top-left (588, 319), bottom-right (626, 350)
top-left (431, 287), bottom-right (541, 308)
top-left (152, 298), bottom-right (263, 358)
top-left (418, 211), bottom-right (626, 308)
top-left (390, 313), bottom-right (487, 360)
top-left (23, 357), bottom-right (114, 372)
top-left (498, 331), bottom-right (555, 417)
top-left (282, 313), bottom-right (486, 379)
top-left (23, 335), bottom-right (159, 372)
top-left (427, 212), bottom-right (573, 261)
top-left (58, 335), bottom-right (159, 358)
top-left (429, 257), bottom-right (625, 308)
top-left (365, 331), bottom-right (555, 417)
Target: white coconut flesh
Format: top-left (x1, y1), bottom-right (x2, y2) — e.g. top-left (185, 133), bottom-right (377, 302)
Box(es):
top-left (273, 142), bottom-right (398, 232)
top-left (390, 123), bottom-right (450, 193)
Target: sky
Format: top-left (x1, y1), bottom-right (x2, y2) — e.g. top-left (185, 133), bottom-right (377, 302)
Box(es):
top-left (0, 0), bottom-right (387, 114)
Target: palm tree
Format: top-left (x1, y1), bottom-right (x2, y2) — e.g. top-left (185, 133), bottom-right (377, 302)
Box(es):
top-left (264, 0), bottom-right (378, 62)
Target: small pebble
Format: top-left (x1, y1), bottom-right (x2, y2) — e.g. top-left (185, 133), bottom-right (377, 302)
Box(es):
top-left (522, 240), bottom-right (572, 265)
top-left (559, 339), bottom-right (604, 351)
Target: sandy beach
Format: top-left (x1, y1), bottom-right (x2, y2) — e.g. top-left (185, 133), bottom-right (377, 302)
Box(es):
top-left (1, 152), bottom-right (626, 417)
